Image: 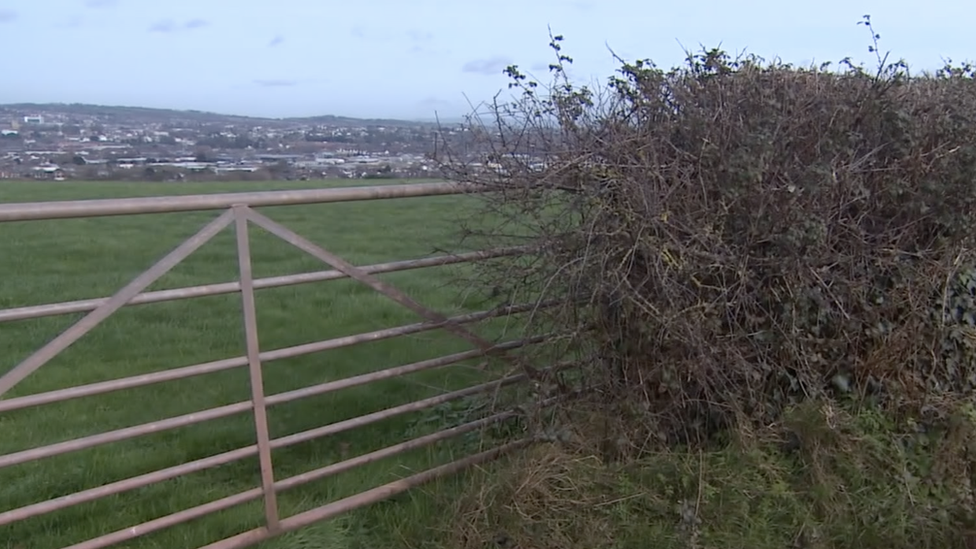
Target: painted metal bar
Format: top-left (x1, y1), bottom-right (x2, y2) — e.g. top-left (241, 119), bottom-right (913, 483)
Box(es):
top-left (260, 333), bottom-right (547, 409)
top-left (0, 247), bottom-right (527, 324)
top-left (61, 427), bottom-right (527, 549)
top-left (0, 210), bottom-right (235, 398)
top-left (243, 207), bottom-right (502, 357)
top-left (0, 369), bottom-right (541, 526)
top-left (62, 487), bottom-right (264, 549)
top-left (274, 413), bottom-right (520, 493)
top-left (0, 335), bottom-right (547, 469)
top-left (233, 206), bottom-right (280, 531)
top-left (0, 401), bottom-right (252, 469)
top-left (0, 302), bottom-right (547, 414)
top-left (0, 363), bottom-right (566, 528)
top-left (0, 182), bottom-right (474, 222)
top-left (265, 365), bottom-right (532, 449)
top-left (198, 439), bottom-right (532, 549)
top-left (0, 445), bottom-right (257, 528)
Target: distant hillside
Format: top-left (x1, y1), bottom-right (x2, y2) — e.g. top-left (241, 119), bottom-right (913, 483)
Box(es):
top-left (281, 114), bottom-right (443, 127)
top-left (0, 103), bottom-right (440, 128)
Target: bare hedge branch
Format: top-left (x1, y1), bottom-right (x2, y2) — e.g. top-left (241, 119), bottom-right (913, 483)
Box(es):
top-left (437, 22), bottom-right (976, 444)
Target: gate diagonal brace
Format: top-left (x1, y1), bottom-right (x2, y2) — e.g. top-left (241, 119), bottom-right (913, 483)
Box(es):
top-left (242, 207), bottom-right (523, 370)
top-left (0, 209), bottom-right (236, 399)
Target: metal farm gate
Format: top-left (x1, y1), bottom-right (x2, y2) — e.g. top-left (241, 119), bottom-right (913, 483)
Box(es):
top-left (0, 183), bottom-right (556, 548)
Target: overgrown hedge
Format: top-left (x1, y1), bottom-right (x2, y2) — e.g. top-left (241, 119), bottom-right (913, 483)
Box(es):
top-left (440, 26), bottom-right (976, 442)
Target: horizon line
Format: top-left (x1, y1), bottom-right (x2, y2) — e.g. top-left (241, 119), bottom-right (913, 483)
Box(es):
top-left (0, 101), bottom-right (468, 124)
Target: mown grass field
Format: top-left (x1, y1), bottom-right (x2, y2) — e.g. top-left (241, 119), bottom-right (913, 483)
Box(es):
top-left (0, 179), bottom-right (520, 549)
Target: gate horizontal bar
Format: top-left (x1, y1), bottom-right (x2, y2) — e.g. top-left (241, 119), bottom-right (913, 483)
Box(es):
top-left (63, 427), bottom-right (530, 549)
top-left (0, 247), bottom-right (527, 324)
top-left (0, 365), bottom-right (553, 526)
top-left (0, 334), bottom-right (549, 469)
top-left (0, 302), bottom-right (552, 414)
top-left (0, 400), bottom-right (251, 470)
top-left (0, 446), bottom-right (254, 527)
top-left (0, 182), bottom-right (477, 222)
top-left (199, 439), bottom-right (533, 549)
top-left (274, 413), bottom-right (519, 492)
top-left (1, 359), bottom-right (581, 527)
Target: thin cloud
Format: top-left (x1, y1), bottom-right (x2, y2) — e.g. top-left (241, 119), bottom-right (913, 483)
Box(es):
top-left (149, 19), bottom-right (177, 33)
top-left (58, 14), bottom-right (85, 28)
top-left (406, 30), bottom-right (437, 54)
top-left (0, 10), bottom-right (17, 23)
top-left (406, 29), bottom-right (433, 42)
top-left (268, 35), bottom-right (285, 47)
top-left (462, 56), bottom-right (513, 76)
top-left (254, 79), bottom-right (298, 88)
top-left (418, 96), bottom-right (453, 108)
top-left (85, 0), bottom-right (118, 8)
top-left (149, 18), bottom-right (208, 33)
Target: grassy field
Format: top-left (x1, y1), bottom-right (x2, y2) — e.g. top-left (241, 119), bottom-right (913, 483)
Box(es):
top-left (0, 179), bottom-right (523, 549)
top-left (5, 179), bottom-right (976, 549)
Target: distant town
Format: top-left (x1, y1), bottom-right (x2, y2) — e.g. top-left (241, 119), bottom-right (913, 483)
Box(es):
top-left (0, 103), bottom-right (483, 182)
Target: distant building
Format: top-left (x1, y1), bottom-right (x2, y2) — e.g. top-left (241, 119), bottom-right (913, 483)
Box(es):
top-left (23, 115), bottom-right (44, 125)
top-left (32, 163), bottom-right (64, 180)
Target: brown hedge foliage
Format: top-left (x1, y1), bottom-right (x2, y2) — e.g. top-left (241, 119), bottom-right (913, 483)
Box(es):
top-left (440, 35), bottom-right (976, 442)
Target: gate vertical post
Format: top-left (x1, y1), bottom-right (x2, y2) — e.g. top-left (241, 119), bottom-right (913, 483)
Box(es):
top-left (233, 204), bottom-right (280, 531)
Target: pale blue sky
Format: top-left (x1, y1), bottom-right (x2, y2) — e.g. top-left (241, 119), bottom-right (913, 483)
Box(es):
top-left (0, 0), bottom-right (971, 120)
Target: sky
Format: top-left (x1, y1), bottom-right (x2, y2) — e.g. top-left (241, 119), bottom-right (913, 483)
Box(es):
top-left (0, 0), bottom-right (972, 120)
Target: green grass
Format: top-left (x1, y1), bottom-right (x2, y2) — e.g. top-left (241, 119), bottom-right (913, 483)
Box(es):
top-left (0, 179), bottom-right (522, 549)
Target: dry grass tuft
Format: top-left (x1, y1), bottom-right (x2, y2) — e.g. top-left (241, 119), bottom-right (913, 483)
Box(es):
top-left (446, 445), bottom-right (618, 549)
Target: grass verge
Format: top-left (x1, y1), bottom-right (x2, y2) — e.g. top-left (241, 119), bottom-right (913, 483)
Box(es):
top-left (414, 398), bottom-right (976, 549)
